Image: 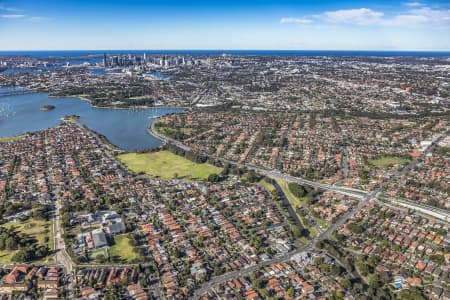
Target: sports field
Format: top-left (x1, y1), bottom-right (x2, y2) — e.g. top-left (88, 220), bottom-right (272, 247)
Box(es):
top-left (0, 134), bottom-right (26, 143)
top-left (118, 150), bottom-right (222, 180)
top-left (109, 234), bottom-right (141, 263)
top-left (368, 156), bottom-right (411, 167)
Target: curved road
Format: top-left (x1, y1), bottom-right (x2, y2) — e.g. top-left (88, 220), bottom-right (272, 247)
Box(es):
top-left (149, 122), bottom-right (448, 299)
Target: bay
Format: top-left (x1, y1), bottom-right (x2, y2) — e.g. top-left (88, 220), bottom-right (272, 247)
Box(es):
top-left (0, 88), bottom-right (183, 150)
top-left (1, 50), bottom-right (450, 57)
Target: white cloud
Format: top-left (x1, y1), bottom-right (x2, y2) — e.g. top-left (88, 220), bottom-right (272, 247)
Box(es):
top-left (404, 2), bottom-right (424, 7)
top-left (0, 14), bottom-right (26, 19)
top-left (281, 5), bottom-right (450, 28)
top-left (322, 8), bottom-right (384, 25)
top-left (390, 7), bottom-right (450, 26)
top-left (0, 4), bottom-right (19, 12)
top-left (388, 14), bottom-right (428, 25)
top-left (280, 17), bottom-right (313, 24)
top-left (28, 16), bottom-right (49, 21)
top-left (0, 5), bottom-right (48, 22)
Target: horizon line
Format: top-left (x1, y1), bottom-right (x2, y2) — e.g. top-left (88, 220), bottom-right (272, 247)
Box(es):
top-left (1, 49), bottom-right (450, 52)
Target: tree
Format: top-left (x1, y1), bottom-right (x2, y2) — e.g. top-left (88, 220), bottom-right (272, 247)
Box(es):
top-left (12, 250), bottom-right (29, 262)
top-left (207, 173), bottom-right (222, 182)
top-left (95, 254), bottom-right (106, 263)
top-left (334, 290), bottom-right (345, 299)
top-left (340, 278), bottom-right (351, 290)
top-left (5, 237), bottom-right (18, 250)
top-left (35, 246), bottom-right (49, 258)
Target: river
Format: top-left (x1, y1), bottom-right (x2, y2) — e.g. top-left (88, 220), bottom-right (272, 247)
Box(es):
top-left (0, 88), bottom-right (183, 150)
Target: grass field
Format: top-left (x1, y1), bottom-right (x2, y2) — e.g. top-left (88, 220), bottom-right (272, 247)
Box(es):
top-left (118, 150), bottom-right (222, 180)
top-left (157, 126), bottom-right (194, 136)
top-left (259, 179), bottom-right (277, 194)
top-left (368, 156), bottom-right (411, 167)
top-left (0, 218), bottom-right (53, 264)
top-left (275, 179), bottom-right (308, 208)
top-left (0, 250), bottom-right (15, 264)
top-left (90, 248), bottom-right (108, 261)
top-left (275, 179), bottom-right (317, 238)
top-left (0, 135), bottom-right (26, 143)
top-left (109, 234), bottom-right (141, 263)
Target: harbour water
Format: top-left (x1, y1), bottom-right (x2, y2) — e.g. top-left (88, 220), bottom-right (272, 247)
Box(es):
top-left (0, 88), bottom-right (183, 150)
top-left (1, 50), bottom-right (450, 57)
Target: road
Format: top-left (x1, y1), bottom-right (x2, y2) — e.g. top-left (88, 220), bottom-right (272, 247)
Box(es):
top-left (272, 180), bottom-right (303, 228)
top-left (150, 121), bottom-right (368, 199)
top-left (387, 197), bottom-right (450, 222)
top-left (192, 245), bottom-right (313, 298)
top-left (150, 122), bottom-right (449, 299)
top-left (272, 180), bottom-right (323, 234)
top-left (151, 121), bottom-right (448, 218)
top-left (45, 129), bottom-right (75, 299)
top-left (342, 138), bottom-right (349, 179)
top-left (54, 196), bottom-right (76, 298)
top-left (53, 197), bottom-right (74, 274)
top-left (316, 132), bottom-right (447, 242)
top-left (191, 182), bottom-right (379, 298)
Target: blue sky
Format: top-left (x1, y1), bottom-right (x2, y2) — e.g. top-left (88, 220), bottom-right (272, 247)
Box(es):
top-left (0, 0), bottom-right (449, 50)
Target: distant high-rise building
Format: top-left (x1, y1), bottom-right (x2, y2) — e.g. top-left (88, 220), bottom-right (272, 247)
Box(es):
top-left (103, 53), bottom-right (108, 68)
top-left (143, 53), bottom-right (147, 62)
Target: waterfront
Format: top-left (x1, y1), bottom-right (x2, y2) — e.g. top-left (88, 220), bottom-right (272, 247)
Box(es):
top-left (2, 50), bottom-right (450, 57)
top-left (0, 88), bottom-right (183, 150)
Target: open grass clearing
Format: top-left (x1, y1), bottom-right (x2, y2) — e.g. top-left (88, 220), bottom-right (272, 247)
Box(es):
top-left (118, 150), bottom-right (222, 180)
top-left (0, 134), bottom-right (26, 143)
top-left (259, 179), bottom-right (277, 194)
top-left (89, 248), bottom-right (109, 261)
top-left (108, 234), bottom-right (141, 263)
top-left (2, 218), bottom-right (53, 249)
top-left (0, 218), bottom-right (53, 263)
top-left (0, 250), bottom-right (15, 264)
top-left (368, 156), bottom-right (411, 168)
top-left (275, 179), bottom-right (318, 238)
top-left (275, 179), bottom-right (308, 207)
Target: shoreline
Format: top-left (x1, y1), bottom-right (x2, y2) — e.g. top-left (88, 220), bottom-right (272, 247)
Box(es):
top-left (47, 92), bottom-right (190, 111)
top-left (147, 119), bottom-right (166, 145)
top-left (76, 123), bottom-right (123, 153)
top-left (0, 87), bottom-right (187, 144)
top-left (0, 86), bottom-right (189, 111)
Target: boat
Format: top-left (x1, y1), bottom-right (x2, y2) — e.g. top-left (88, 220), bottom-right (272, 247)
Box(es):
top-left (148, 107), bottom-right (158, 119)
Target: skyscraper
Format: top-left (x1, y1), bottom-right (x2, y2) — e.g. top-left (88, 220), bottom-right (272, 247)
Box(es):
top-left (103, 53), bottom-right (108, 68)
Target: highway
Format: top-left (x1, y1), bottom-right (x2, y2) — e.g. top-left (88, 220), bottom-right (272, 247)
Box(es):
top-left (150, 121), bottom-right (369, 199)
top-left (149, 122), bottom-right (449, 298)
top-left (387, 198), bottom-right (450, 222)
top-left (150, 121), bottom-right (448, 220)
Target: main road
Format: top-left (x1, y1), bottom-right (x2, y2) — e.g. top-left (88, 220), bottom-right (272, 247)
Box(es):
top-left (150, 121), bottom-right (448, 218)
top-left (45, 129), bottom-right (75, 299)
top-left (149, 122), bottom-right (449, 298)
top-left (150, 121), bottom-right (368, 199)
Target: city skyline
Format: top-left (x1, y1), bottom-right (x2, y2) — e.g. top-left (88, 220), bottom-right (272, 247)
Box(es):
top-left (1, 2), bottom-right (450, 298)
top-left (1, 0), bottom-right (450, 50)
